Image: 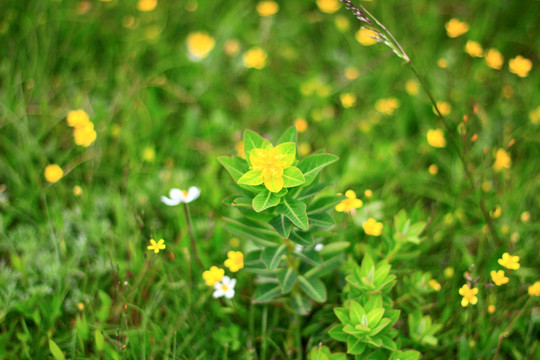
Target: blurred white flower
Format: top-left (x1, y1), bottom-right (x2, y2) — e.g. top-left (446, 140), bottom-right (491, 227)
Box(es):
top-left (294, 245), bottom-right (303, 253)
top-left (161, 186), bottom-right (200, 206)
top-left (213, 276), bottom-right (236, 299)
top-left (315, 243), bottom-right (324, 251)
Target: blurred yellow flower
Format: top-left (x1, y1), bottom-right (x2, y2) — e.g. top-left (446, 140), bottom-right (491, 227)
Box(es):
top-left (224, 251), bottom-right (244, 272)
top-left (73, 123), bottom-right (97, 147)
top-left (508, 55), bottom-right (532, 78)
top-left (488, 305), bottom-right (495, 314)
top-left (445, 18), bottom-right (469, 38)
top-left (142, 146), bottom-right (156, 162)
top-left (147, 238), bottom-right (165, 254)
top-left (493, 148), bottom-right (511, 172)
top-left (44, 164), bottom-right (64, 183)
top-left (444, 267), bottom-right (454, 278)
top-left (427, 129), bottom-right (446, 148)
top-left (428, 164), bottom-right (438, 175)
top-left (243, 47), bottom-right (267, 69)
top-left (256, 1), bottom-right (279, 16)
top-left (340, 93), bottom-right (357, 108)
top-left (356, 28), bottom-right (378, 46)
top-left (335, 190), bottom-right (363, 213)
top-left (498, 252), bottom-right (519, 270)
top-left (528, 281), bottom-right (540, 297)
top-left (316, 0), bottom-right (340, 14)
top-left (405, 79), bottom-right (419, 96)
top-left (298, 142), bottom-right (311, 157)
top-left (459, 284), bottom-right (478, 307)
top-left (345, 67), bottom-right (359, 80)
top-left (428, 279), bottom-right (441, 291)
top-left (520, 211), bottom-right (531, 223)
top-left (490, 270), bottom-right (509, 286)
top-left (433, 101), bottom-right (451, 116)
top-left (67, 109), bottom-right (90, 128)
top-left (437, 58), bottom-right (448, 69)
top-left (375, 97), bottom-right (399, 115)
top-left (186, 32), bottom-right (215, 61)
top-left (491, 205), bottom-right (502, 219)
top-left (362, 217), bottom-right (383, 236)
top-left (294, 118), bottom-right (308, 133)
top-left (203, 266), bottom-right (225, 286)
top-left (73, 185), bottom-right (82, 196)
top-left (224, 39), bottom-right (240, 56)
top-left (485, 49), bottom-right (503, 70)
top-left (465, 40), bottom-right (483, 57)
top-left (334, 15), bottom-right (350, 32)
top-left (364, 189), bottom-right (372, 198)
top-left (137, 0), bottom-right (157, 12)
top-left (529, 106), bottom-right (540, 124)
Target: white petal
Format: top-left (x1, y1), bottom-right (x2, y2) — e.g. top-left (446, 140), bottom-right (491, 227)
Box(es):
top-left (221, 276), bottom-right (231, 285)
top-left (213, 289), bottom-right (224, 298)
top-left (228, 278), bottom-right (236, 289)
top-left (161, 196), bottom-right (181, 206)
top-left (184, 186), bottom-right (201, 203)
top-left (224, 289), bottom-right (235, 299)
top-left (315, 244), bottom-right (324, 251)
top-left (169, 188), bottom-right (186, 202)
top-left (214, 282), bottom-right (222, 291)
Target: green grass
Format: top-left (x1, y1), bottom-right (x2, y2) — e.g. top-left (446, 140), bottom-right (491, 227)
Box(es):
top-left (1, 0), bottom-right (539, 358)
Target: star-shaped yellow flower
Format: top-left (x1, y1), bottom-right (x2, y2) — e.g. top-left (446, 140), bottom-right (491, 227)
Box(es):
top-left (490, 270), bottom-right (509, 286)
top-left (362, 217), bottom-right (383, 236)
top-left (335, 190), bottom-right (363, 213)
top-left (224, 251), bottom-right (244, 272)
top-left (459, 284), bottom-right (478, 307)
top-left (147, 238), bottom-right (166, 254)
top-left (498, 252), bottom-right (520, 270)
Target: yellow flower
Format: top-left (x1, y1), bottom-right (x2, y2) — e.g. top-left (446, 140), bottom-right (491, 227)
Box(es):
top-left (493, 149), bottom-right (511, 172)
top-left (224, 39), bottom-right (240, 57)
top-left (340, 93), bottom-right (357, 108)
top-left (375, 97), bottom-right (400, 115)
top-left (465, 40), bottom-right (483, 57)
top-left (243, 47), bottom-right (267, 69)
top-left (427, 129), bottom-right (446, 148)
top-left (487, 304), bottom-right (496, 314)
top-left (334, 15), bottom-right (350, 32)
top-left (203, 266), bottom-right (225, 286)
top-left (44, 164), bottom-right (64, 183)
top-left (520, 211), bottom-right (531, 223)
top-left (528, 281), bottom-right (540, 297)
top-left (345, 67), bottom-right (359, 80)
top-left (508, 55), bottom-right (532, 78)
top-left (356, 28), bottom-right (378, 46)
top-left (137, 0), bottom-right (157, 12)
top-left (490, 270), bottom-right (509, 286)
top-left (405, 79), bottom-right (419, 96)
top-left (335, 190), bottom-right (363, 213)
top-left (485, 49), bottom-right (503, 70)
top-left (73, 185), bottom-right (83, 196)
top-left (437, 58), bottom-right (448, 69)
top-left (186, 32), bottom-right (215, 61)
top-left (294, 118), bottom-right (308, 133)
top-left (364, 189), bottom-right (372, 199)
top-left (459, 284), bottom-right (478, 307)
top-left (445, 18), bottom-right (469, 38)
top-left (362, 217), bottom-right (383, 236)
top-left (147, 238), bottom-right (166, 254)
top-left (73, 123), bottom-right (97, 147)
top-left (142, 146), bottom-right (156, 162)
top-left (256, 1), bottom-right (279, 16)
top-left (224, 251), bottom-right (244, 272)
top-left (428, 279), bottom-right (441, 291)
top-left (444, 267), bottom-right (454, 278)
top-left (433, 101), bottom-right (451, 116)
top-left (491, 205), bottom-right (502, 219)
top-left (529, 106), bottom-right (540, 125)
top-left (428, 164), bottom-right (438, 175)
top-left (67, 109), bottom-right (90, 128)
top-left (316, 0), bottom-right (340, 14)
top-left (498, 252), bottom-right (520, 270)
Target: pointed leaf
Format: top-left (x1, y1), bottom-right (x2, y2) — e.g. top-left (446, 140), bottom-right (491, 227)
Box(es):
top-left (282, 166), bottom-right (305, 188)
top-left (334, 307), bottom-right (350, 324)
top-left (289, 230), bottom-right (313, 245)
top-left (277, 268), bottom-right (297, 293)
top-left (252, 190), bottom-right (280, 212)
top-left (218, 156), bottom-right (248, 182)
top-left (307, 195), bottom-right (343, 214)
top-left (243, 130), bottom-right (266, 166)
top-left (293, 247), bottom-right (322, 266)
top-left (261, 244), bottom-right (287, 271)
top-left (347, 336), bottom-right (366, 355)
top-left (295, 182), bottom-right (333, 203)
top-left (269, 215), bottom-right (292, 238)
top-left (366, 308), bottom-right (385, 327)
top-left (49, 339), bottom-right (65, 360)
top-left (292, 293), bottom-right (312, 315)
top-left (223, 218), bottom-right (280, 247)
top-left (253, 284), bottom-right (282, 303)
top-left (238, 169), bottom-right (264, 186)
top-left (297, 154), bottom-right (338, 185)
top-left (349, 301), bottom-right (366, 324)
top-left (276, 198), bottom-right (309, 229)
top-left (368, 318), bottom-right (392, 336)
top-left (318, 241), bottom-right (349, 257)
top-left (278, 126), bottom-right (297, 144)
top-left (308, 213), bottom-right (334, 227)
top-left (297, 275), bottom-right (327, 302)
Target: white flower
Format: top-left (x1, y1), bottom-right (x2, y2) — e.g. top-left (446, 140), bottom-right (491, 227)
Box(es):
top-left (161, 186), bottom-right (201, 206)
top-left (213, 276), bottom-right (236, 299)
top-left (294, 245), bottom-right (303, 253)
top-left (315, 243), bottom-right (324, 251)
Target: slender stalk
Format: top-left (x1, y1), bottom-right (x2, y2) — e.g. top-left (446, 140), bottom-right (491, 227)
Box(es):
top-left (492, 296), bottom-right (533, 360)
top-left (182, 203), bottom-right (203, 269)
top-left (261, 305), bottom-right (268, 360)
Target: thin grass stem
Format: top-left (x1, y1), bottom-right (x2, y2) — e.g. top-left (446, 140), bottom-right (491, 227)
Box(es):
top-left (183, 203), bottom-right (203, 269)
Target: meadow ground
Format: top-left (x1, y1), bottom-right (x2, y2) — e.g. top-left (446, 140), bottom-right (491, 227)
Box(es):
top-left (0, 0), bottom-right (539, 359)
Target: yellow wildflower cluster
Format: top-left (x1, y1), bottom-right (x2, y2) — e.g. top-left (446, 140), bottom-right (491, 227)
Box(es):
top-left (203, 252), bottom-right (244, 299)
top-left (428, 279), bottom-right (441, 291)
top-left (375, 98), bottom-right (400, 115)
top-left (335, 190), bottom-right (363, 214)
top-left (67, 109), bottom-right (97, 147)
top-left (186, 32), bottom-right (215, 60)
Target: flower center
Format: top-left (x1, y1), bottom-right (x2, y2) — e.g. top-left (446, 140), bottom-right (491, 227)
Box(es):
top-left (182, 190), bottom-right (188, 197)
top-left (221, 284), bottom-right (229, 291)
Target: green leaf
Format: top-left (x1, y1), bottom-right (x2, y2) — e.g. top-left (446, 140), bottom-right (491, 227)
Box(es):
top-left (359, 255), bottom-right (375, 278)
top-left (49, 339), bottom-right (65, 360)
top-left (309, 212), bottom-right (334, 227)
top-left (289, 230), bottom-right (313, 245)
top-left (282, 166), bottom-right (305, 188)
top-left (261, 244), bottom-right (287, 271)
top-left (368, 318), bottom-right (392, 336)
top-left (252, 190), bottom-right (280, 212)
top-left (253, 284), bottom-right (282, 303)
top-left (366, 308), bottom-right (385, 327)
top-left (349, 300), bottom-right (366, 324)
top-left (277, 268), bottom-right (297, 293)
top-left (297, 275), bottom-right (327, 302)
top-left (244, 250), bottom-right (263, 266)
top-left (223, 218), bottom-right (280, 247)
top-left (292, 293), bottom-right (312, 315)
top-left (297, 153), bottom-right (338, 185)
top-left (269, 215), bottom-right (292, 238)
top-left (347, 336), bottom-right (366, 355)
top-left (319, 241), bottom-right (349, 257)
top-left (334, 307), bottom-right (350, 324)
top-left (274, 142), bottom-right (296, 167)
top-left (238, 169), bottom-right (264, 186)
top-left (94, 330), bottom-right (104, 351)
top-left (328, 324), bottom-right (348, 342)
top-left (390, 350), bottom-right (421, 360)
top-left (307, 195), bottom-right (343, 214)
top-left (294, 247), bottom-right (322, 266)
top-left (276, 198), bottom-right (309, 230)
top-left (278, 126), bottom-right (297, 144)
top-left (218, 156), bottom-right (248, 182)
top-left (243, 129), bottom-right (266, 166)
top-left (304, 256), bottom-right (344, 278)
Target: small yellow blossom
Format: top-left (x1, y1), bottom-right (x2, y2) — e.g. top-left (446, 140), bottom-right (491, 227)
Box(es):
top-left (44, 164), bottom-right (64, 183)
top-left (340, 93), bottom-right (357, 108)
top-left (488, 304), bottom-right (496, 314)
top-left (375, 97), bottom-right (400, 115)
top-left (73, 185), bottom-right (82, 196)
top-left (186, 32), bottom-right (215, 60)
top-left (528, 281), bottom-right (540, 297)
top-left (459, 284), bottom-right (478, 307)
top-left (224, 39), bottom-right (240, 57)
top-left (465, 41), bottom-right (483, 57)
top-left (316, 0), bottom-right (340, 14)
top-left (485, 49), bottom-right (503, 70)
top-left (345, 67), bottom-right (359, 80)
top-left (294, 118), bottom-right (308, 133)
top-left (356, 28), bottom-right (378, 46)
top-left (498, 252), bottom-right (520, 270)
top-left (520, 211), bottom-right (531, 223)
top-left (493, 149), bottom-right (511, 172)
top-left (444, 267), bottom-right (454, 278)
top-left (491, 205), bottom-right (502, 219)
top-left (364, 189), bottom-right (372, 198)
top-left (490, 270), bottom-right (509, 286)
top-left (203, 266), bottom-right (225, 286)
top-left (433, 101), bottom-right (451, 116)
top-left (508, 55), bottom-right (533, 78)
top-left (445, 18), bottom-right (469, 38)
top-left (224, 251), bottom-right (244, 272)
top-left (137, 0), bottom-right (157, 12)
top-left (334, 15), bottom-right (350, 32)
top-left (147, 238), bottom-right (166, 254)
top-left (428, 164), bottom-right (438, 175)
top-left (428, 279), bottom-right (441, 291)
top-left (427, 129), bottom-right (446, 148)
top-left (256, 1), bottom-right (279, 17)
top-left (335, 190), bottom-right (363, 213)
top-left (362, 217), bottom-right (383, 236)
top-left (77, 302), bottom-right (85, 311)
top-left (73, 123), bottom-right (97, 147)
top-left (142, 146), bottom-right (156, 162)
top-left (405, 79), bottom-right (419, 96)
top-left (298, 143), bottom-right (311, 157)
top-left (437, 58), bottom-right (448, 69)
top-left (67, 109), bottom-right (90, 128)
top-left (243, 47), bottom-right (267, 69)
top-left (529, 106), bottom-right (540, 125)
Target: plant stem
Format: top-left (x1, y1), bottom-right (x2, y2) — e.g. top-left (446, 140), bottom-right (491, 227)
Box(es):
top-left (183, 203), bottom-right (203, 269)
top-left (262, 305), bottom-right (268, 360)
top-left (492, 296), bottom-right (533, 360)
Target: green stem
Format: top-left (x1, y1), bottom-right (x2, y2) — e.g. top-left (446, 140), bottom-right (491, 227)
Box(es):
top-left (262, 305), bottom-right (268, 360)
top-left (493, 297), bottom-right (533, 360)
top-left (182, 203), bottom-right (203, 269)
